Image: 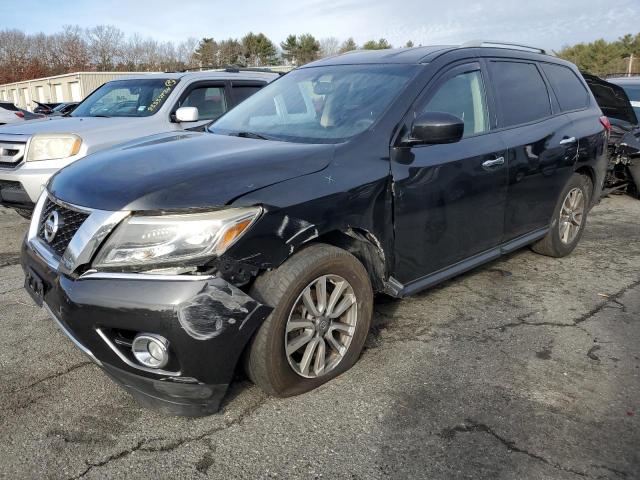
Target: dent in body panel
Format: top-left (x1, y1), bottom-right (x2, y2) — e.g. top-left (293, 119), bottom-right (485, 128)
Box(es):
top-left (176, 280), bottom-right (261, 340)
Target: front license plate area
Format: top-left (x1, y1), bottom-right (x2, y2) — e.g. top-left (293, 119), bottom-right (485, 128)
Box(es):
top-left (24, 268), bottom-right (45, 306)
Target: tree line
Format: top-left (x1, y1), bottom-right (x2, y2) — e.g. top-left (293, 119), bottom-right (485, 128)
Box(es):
top-left (0, 25), bottom-right (414, 85)
top-left (10, 25), bottom-right (636, 86)
top-left (556, 33), bottom-right (640, 76)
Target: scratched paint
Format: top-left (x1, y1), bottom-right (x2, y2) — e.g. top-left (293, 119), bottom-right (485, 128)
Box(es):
top-left (177, 283), bottom-right (250, 340)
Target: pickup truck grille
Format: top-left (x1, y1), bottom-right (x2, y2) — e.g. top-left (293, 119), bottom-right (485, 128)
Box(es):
top-left (0, 142), bottom-right (26, 168)
top-left (38, 197), bottom-right (90, 257)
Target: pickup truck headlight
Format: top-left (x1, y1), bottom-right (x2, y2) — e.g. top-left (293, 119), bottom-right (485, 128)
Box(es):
top-left (26, 134), bottom-right (82, 162)
top-left (93, 207), bottom-right (261, 269)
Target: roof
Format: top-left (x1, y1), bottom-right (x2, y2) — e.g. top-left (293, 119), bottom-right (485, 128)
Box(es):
top-left (0, 69), bottom-right (280, 88)
top-left (304, 46), bottom-right (457, 67)
top-left (303, 43), bottom-right (555, 68)
top-left (120, 70), bottom-right (280, 81)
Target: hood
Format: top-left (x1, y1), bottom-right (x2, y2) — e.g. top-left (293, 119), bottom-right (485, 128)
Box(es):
top-left (0, 116), bottom-right (151, 136)
top-left (49, 131), bottom-right (335, 211)
top-left (583, 73), bottom-right (638, 126)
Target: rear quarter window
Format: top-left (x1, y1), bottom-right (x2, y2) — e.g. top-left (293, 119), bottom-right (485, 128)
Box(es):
top-left (541, 63), bottom-right (589, 111)
top-left (490, 61), bottom-right (551, 127)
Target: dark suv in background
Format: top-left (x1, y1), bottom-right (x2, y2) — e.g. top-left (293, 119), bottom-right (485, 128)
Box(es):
top-left (22, 42), bottom-right (608, 415)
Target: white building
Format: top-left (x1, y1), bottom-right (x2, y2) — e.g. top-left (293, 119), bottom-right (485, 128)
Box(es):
top-left (0, 72), bottom-right (150, 111)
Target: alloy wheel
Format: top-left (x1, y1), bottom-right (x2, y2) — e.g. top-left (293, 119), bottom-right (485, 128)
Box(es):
top-left (284, 274), bottom-right (358, 378)
top-left (559, 187), bottom-right (585, 244)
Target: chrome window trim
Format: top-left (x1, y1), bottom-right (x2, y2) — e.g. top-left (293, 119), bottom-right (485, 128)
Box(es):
top-left (96, 328), bottom-right (181, 377)
top-left (43, 302), bottom-right (102, 366)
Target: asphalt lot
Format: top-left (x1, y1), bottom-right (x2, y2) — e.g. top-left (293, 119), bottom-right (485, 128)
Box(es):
top-left (0, 195), bottom-right (638, 480)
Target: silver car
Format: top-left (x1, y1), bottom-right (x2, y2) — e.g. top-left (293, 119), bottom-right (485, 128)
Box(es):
top-left (0, 70), bottom-right (278, 217)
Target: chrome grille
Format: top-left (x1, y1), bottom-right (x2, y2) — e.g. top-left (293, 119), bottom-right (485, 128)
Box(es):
top-left (38, 197), bottom-right (90, 257)
top-left (0, 142), bottom-right (25, 168)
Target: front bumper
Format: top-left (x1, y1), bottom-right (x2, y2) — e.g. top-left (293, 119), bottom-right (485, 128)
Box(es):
top-left (0, 179), bottom-right (33, 210)
top-left (21, 240), bottom-right (272, 416)
top-left (0, 164), bottom-right (57, 206)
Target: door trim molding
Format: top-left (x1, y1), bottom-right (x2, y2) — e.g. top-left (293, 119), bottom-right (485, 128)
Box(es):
top-left (384, 227), bottom-right (548, 298)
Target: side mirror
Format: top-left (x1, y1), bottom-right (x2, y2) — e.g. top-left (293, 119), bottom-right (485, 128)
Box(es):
top-left (408, 111), bottom-right (464, 145)
top-left (175, 106), bottom-right (199, 123)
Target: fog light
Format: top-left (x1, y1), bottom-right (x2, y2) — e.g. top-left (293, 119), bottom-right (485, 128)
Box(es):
top-left (132, 334), bottom-right (169, 369)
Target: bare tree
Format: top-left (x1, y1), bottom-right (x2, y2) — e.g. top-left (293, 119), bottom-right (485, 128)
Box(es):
top-left (86, 25), bottom-right (124, 70)
top-left (56, 25), bottom-right (90, 72)
top-left (319, 37), bottom-right (340, 58)
top-left (176, 37), bottom-right (198, 68)
top-left (0, 29), bottom-right (31, 83)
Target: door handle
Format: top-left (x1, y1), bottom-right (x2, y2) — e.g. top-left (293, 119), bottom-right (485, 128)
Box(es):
top-left (482, 156), bottom-right (505, 170)
top-left (559, 136), bottom-right (576, 145)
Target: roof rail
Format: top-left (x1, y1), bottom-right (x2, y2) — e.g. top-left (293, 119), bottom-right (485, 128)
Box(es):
top-left (460, 40), bottom-right (547, 55)
top-left (167, 65), bottom-right (284, 75)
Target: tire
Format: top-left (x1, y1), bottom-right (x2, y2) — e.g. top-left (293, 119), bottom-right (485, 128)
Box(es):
top-left (245, 243), bottom-right (373, 397)
top-left (14, 208), bottom-right (32, 220)
top-left (532, 172), bottom-right (593, 257)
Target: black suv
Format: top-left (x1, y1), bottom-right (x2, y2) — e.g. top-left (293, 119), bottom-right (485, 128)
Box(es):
top-left (22, 43), bottom-right (608, 416)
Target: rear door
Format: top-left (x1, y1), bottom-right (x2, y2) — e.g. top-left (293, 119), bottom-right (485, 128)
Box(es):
top-left (391, 61), bottom-right (508, 283)
top-left (485, 59), bottom-right (579, 241)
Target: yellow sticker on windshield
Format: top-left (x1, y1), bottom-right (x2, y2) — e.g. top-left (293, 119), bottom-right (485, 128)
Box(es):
top-left (148, 80), bottom-right (178, 112)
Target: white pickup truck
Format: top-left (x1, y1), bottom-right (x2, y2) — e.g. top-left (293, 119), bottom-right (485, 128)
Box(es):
top-left (0, 69), bottom-right (278, 217)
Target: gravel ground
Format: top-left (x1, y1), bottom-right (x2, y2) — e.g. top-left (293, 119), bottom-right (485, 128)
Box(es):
top-left (0, 195), bottom-right (638, 480)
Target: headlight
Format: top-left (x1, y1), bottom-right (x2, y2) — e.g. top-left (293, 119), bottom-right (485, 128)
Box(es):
top-left (93, 207), bottom-right (261, 269)
top-left (26, 134), bottom-right (82, 162)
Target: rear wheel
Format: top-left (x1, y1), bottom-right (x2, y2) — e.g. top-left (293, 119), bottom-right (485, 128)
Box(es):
top-left (532, 172), bottom-right (592, 257)
top-left (245, 244), bottom-right (373, 397)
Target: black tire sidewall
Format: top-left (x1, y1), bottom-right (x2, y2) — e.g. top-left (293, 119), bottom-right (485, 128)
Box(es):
top-left (257, 250), bottom-right (373, 397)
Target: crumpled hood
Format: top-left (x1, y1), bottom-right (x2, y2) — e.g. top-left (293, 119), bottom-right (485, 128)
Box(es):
top-left (49, 131), bottom-right (335, 211)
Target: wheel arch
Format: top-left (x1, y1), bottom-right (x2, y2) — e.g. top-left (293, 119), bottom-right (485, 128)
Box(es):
top-left (575, 165), bottom-right (595, 188)
top-left (309, 228), bottom-right (388, 293)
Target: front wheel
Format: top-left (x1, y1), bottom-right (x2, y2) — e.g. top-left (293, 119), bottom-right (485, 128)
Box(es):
top-left (245, 244), bottom-right (373, 397)
top-left (532, 172), bottom-right (593, 257)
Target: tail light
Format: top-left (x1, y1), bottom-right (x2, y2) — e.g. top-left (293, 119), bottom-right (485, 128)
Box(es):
top-left (599, 115), bottom-right (611, 133)
top-left (14, 111), bottom-right (24, 119)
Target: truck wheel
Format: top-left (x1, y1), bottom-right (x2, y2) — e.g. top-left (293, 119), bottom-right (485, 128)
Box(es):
top-left (532, 172), bottom-right (593, 257)
top-left (245, 243), bottom-right (373, 397)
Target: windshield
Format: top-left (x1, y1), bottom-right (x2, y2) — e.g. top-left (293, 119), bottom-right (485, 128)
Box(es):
top-left (210, 64), bottom-right (417, 143)
top-left (620, 84), bottom-right (640, 122)
top-left (71, 78), bottom-right (179, 118)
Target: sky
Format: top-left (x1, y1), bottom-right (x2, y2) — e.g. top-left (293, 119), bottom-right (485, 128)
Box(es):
top-left (1, 0), bottom-right (639, 52)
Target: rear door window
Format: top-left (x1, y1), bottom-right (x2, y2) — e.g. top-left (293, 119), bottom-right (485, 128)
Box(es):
top-left (490, 61), bottom-right (551, 127)
top-left (232, 85), bottom-right (263, 105)
top-left (541, 63), bottom-right (589, 111)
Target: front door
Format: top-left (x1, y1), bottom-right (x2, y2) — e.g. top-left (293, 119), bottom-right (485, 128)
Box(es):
top-left (391, 62), bottom-right (508, 284)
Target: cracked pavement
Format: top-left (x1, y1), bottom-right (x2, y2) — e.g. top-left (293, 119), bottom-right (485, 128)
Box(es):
top-left (0, 195), bottom-right (638, 479)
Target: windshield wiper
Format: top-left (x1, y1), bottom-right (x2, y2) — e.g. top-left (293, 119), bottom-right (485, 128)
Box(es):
top-left (90, 114), bottom-right (111, 118)
top-left (231, 131), bottom-right (272, 140)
